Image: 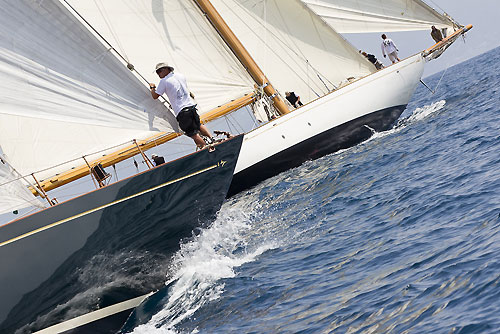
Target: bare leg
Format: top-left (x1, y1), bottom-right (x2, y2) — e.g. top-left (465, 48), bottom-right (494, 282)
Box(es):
top-left (199, 124), bottom-right (212, 138)
top-left (191, 134), bottom-right (206, 148)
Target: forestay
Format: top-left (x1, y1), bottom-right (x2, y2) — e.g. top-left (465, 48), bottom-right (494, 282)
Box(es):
top-left (301, 0), bottom-right (457, 33)
top-left (210, 0), bottom-right (375, 103)
top-left (0, 0), bottom-right (179, 185)
top-left (64, 0), bottom-right (256, 114)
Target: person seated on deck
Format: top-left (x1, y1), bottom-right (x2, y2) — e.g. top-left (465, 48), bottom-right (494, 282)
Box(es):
top-left (431, 25), bottom-right (444, 43)
top-left (360, 50), bottom-right (384, 70)
top-left (151, 154), bottom-right (165, 166)
top-left (285, 91), bottom-right (303, 108)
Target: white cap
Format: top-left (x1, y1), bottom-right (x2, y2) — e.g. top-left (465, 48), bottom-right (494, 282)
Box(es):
top-left (155, 62), bottom-right (174, 72)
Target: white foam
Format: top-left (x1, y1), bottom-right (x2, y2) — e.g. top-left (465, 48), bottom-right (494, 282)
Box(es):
top-left (353, 100), bottom-right (448, 148)
top-left (131, 207), bottom-right (278, 333)
top-left (405, 99), bottom-right (446, 123)
top-left (130, 101), bottom-right (450, 333)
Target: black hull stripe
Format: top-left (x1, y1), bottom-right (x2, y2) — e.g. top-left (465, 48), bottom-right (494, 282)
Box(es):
top-left (1, 162), bottom-right (224, 248)
top-left (228, 105), bottom-right (406, 197)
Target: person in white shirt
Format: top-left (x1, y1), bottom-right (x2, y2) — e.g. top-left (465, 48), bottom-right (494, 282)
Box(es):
top-left (150, 62), bottom-right (212, 149)
top-left (381, 34), bottom-right (401, 64)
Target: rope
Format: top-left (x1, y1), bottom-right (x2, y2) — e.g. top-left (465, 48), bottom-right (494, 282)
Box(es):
top-left (424, 0), bottom-right (461, 28)
top-left (61, 0), bottom-right (173, 109)
top-left (0, 158), bottom-right (43, 196)
top-left (248, 104), bottom-right (262, 129)
top-left (420, 65), bottom-right (449, 95)
top-left (62, 1), bottom-right (129, 69)
top-left (425, 0), bottom-right (447, 16)
top-left (93, 0), bottom-right (129, 61)
top-left (0, 132), bottom-right (184, 187)
top-left (220, 0), bottom-right (326, 96)
top-left (433, 65), bottom-right (448, 93)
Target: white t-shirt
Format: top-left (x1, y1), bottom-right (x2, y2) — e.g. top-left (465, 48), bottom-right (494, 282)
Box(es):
top-left (155, 72), bottom-right (195, 116)
top-left (381, 38), bottom-right (398, 56)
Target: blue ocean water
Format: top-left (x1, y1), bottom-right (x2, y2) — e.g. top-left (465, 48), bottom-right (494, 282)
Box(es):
top-left (131, 47), bottom-right (500, 334)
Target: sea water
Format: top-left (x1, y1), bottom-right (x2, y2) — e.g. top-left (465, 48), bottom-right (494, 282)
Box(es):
top-left (130, 47), bottom-right (500, 334)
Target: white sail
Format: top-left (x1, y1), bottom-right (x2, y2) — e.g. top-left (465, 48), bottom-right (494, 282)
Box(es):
top-left (210, 0), bottom-right (375, 103)
top-left (63, 0), bottom-right (256, 114)
top-left (0, 0), bottom-right (179, 182)
top-left (0, 154), bottom-right (44, 215)
top-left (301, 0), bottom-right (457, 33)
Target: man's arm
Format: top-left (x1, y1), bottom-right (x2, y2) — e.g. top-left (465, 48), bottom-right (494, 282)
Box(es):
top-left (150, 83), bottom-right (160, 99)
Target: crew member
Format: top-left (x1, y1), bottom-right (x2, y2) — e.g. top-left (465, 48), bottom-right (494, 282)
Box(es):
top-left (151, 154), bottom-right (165, 166)
top-left (285, 91), bottom-right (303, 108)
top-left (431, 26), bottom-right (444, 43)
top-left (150, 62), bottom-right (212, 149)
top-left (381, 34), bottom-right (401, 64)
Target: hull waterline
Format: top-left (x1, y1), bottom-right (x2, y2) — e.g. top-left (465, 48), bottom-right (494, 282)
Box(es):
top-left (228, 54), bottom-right (425, 196)
top-left (0, 135), bottom-right (243, 333)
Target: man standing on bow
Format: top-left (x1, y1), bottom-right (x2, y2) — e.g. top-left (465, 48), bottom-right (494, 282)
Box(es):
top-left (381, 34), bottom-right (401, 64)
top-left (150, 62), bottom-right (212, 149)
top-left (431, 26), bottom-right (444, 43)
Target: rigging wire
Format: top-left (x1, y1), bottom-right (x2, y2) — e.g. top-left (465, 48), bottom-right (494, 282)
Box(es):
top-left (61, 0), bottom-right (174, 109)
top-left (0, 159), bottom-right (45, 204)
top-left (0, 131), bottom-right (182, 188)
top-left (423, 0), bottom-right (461, 28)
top-left (92, 0), bottom-right (129, 61)
top-left (425, 0), bottom-right (448, 17)
top-left (271, 0), bottom-right (334, 94)
top-left (223, 114), bottom-right (238, 134)
top-left (248, 105), bottom-right (263, 129)
top-left (220, 0), bottom-right (326, 97)
top-left (433, 65), bottom-right (449, 93)
top-left (225, 112), bottom-right (245, 134)
top-left (62, 1), bottom-right (133, 76)
top-left (420, 65), bottom-right (449, 95)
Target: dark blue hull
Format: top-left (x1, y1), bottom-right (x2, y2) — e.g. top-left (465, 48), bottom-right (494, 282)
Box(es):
top-left (228, 105), bottom-right (406, 197)
top-left (0, 135), bottom-right (243, 333)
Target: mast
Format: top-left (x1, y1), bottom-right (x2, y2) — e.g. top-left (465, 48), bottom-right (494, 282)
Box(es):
top-left (194, 0), bottom-right (290, 116)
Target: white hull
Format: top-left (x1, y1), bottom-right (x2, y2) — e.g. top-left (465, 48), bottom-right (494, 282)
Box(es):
top-left (229, 54), bottom-right (425, 195)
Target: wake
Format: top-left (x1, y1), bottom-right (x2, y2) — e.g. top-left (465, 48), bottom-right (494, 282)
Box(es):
top-left (364, 100), bottom-right (447, 145)
top-left (128, 207), bottom-right (278, 333)
top-left (403, 99), bottom-right (447, 124)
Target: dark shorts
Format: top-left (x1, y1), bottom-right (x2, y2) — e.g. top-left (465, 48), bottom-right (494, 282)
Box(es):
top-left (176, 106), bottom-right (201, 137)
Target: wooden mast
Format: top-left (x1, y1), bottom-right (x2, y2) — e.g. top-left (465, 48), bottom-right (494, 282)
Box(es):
top-left (30, 0), bottom-right (283, 196)
top-left (194, 0), bottom-right (290, 116)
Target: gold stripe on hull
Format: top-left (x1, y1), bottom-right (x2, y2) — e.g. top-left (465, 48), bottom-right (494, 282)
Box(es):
top-left (4, 162), bottom-right (223, 248)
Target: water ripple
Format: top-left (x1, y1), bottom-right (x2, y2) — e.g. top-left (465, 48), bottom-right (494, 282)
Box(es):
top-left (135, 47), bottom-right (500, 334)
